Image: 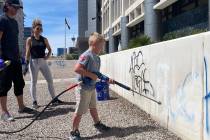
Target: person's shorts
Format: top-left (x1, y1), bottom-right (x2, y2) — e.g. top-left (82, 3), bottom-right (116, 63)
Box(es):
top-left (74, 86), bottom-right (97, 115)
top-left (0, 60), bottom-right (25, 97)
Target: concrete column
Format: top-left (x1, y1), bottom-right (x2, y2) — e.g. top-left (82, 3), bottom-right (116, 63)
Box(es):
top-left (144, 0), bottom-right (161, 42)
top-left (109, 28), bottom-right (115, 53)
top-left (109, 0), bottom-right (112, 25)
top-left (120, 16), bottom-right (129, 50)
top-left (122, 0), bottom-right (125, 16)
top-left (101, 2), bottom-right (104, 34)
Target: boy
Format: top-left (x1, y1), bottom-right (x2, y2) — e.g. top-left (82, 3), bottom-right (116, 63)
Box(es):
top-left (70, 32), bottom-right (113, 140)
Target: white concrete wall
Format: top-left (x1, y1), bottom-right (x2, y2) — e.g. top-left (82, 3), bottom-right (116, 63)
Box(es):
top-left (100, 32), bottom-right (210, 140)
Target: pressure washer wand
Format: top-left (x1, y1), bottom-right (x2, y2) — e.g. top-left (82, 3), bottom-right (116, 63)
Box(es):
top-left (113, 80), bottom-right (162, 105)
top-left (95, 72), bottom-right (161, 105)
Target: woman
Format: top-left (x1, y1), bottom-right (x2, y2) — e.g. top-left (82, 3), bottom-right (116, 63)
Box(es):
top-left (25, 19), bottom-right (63, 109)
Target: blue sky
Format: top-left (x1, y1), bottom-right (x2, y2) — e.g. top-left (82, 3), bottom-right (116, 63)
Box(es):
top-left (22, 0), bottom-right (78, 55)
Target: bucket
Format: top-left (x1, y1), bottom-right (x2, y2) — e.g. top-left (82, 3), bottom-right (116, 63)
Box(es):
top-left (95, 80), bottom-right (109, 101)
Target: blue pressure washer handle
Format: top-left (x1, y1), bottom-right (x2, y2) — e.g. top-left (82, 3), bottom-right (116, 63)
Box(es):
top-left (94, 72), bottom-right (130, 90)
top-left (93, 72), bottom-right (109, 81)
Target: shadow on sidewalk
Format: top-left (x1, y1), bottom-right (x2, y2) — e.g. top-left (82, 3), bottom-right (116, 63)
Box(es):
top-left (39, 101), bottom-right (76, 107)
top-left (15, 107), bottom-right (74, 121)
top-left (14, 109), bottom-right (40, 120)
top-left (36, 107), bottom-right (75, 120)
top-left (107, 97), bottom-right (118, 101)
top-left (83, 125), bottom-right (157, 139)
top-left (15, 101), bottom-right (76, 120)
top-left (33, 136), bottom-right (65, 140)
top-left (61, 101), bottom-right (76, 105)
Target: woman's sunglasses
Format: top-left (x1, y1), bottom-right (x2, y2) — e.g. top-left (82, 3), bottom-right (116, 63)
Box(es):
top-left (11, 5), bottom-right (20, 10)
top-left (35, 27), bottom-right (42, 31)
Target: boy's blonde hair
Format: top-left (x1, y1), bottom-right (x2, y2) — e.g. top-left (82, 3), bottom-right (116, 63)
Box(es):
top-left (89, 32), bottom-right (105, 46)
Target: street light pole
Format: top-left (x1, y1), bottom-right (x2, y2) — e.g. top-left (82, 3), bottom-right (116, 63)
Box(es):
top-left (64, 18), bottom-right (71, 55)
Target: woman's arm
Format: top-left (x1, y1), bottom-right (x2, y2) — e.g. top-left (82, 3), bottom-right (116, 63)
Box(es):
top-left (25, 37), bottom-right (32, 61)
top-left (44, 38), bottom-right (52, 60)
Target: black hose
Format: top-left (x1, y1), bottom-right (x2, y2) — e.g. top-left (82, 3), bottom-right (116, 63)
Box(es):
top-left (0, 82), bottom-right (81, 134)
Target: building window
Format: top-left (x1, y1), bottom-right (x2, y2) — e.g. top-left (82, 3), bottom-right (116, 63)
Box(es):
top-left (105, 41), bottom-right (109, 53)
top-left (161, 0), bottom-right (202, 21)
top-left (129, 21), bottom-right (144, 39)
top-left (129, 11), bottom-right (135, 22)
top-left (161, 0), bottom-right (208, 34)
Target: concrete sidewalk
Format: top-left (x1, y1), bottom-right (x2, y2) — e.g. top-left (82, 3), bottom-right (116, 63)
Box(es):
top-left (0, 60), bottom-right (182, 140)
top-left (0, 82), bottom-right (181, 140)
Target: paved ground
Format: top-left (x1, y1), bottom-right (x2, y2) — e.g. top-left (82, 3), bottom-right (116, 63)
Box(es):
top-left (0, 60), bottom-right (182, 140)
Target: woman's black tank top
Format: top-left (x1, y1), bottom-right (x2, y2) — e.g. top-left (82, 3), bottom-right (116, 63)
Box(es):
top-left (30, 35), bottom-right (46, 59)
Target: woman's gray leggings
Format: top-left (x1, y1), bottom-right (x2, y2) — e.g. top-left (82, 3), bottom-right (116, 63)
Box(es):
top-left (29, 58), bottom-right (55, 102)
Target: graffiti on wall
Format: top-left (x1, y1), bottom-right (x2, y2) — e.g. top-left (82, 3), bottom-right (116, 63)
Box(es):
top-left (204, 57), bottom-right (210, 134)
top-left (170, 72), bottom-right (199, 123)
top-left (129, 50), bottom-right (155, 97)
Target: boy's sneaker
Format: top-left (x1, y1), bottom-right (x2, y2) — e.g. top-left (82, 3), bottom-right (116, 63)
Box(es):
top-left (1, 112), bottom-right (14, 121)
top-left (94, 121), bottom-right (111, 132)
top-left (69, 130), bottom-right (81, 140)
top-left (51, 98), bottom-right (64, 105)
top-left (18, 107), bottom-right (34, 114)
top-left (32, 101), bottom-right (39, 109)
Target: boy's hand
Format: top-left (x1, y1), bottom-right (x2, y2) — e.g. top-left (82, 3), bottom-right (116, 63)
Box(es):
top-left (108, 78), bottom-right (115, 84)
top-left (93, 72), bottom-right (109, 81)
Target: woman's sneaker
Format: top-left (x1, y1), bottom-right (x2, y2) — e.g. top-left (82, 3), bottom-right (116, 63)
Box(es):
top-left (18, 107), bottom-right (34, 114)
top-left (69, 130), bottom-right (81, 140)
top-left (1, 112), bottom-right (14, 121)
top-left (32, 101), bottom-right (39, 109)
top-left (51, 98), bottom-right (64, 105)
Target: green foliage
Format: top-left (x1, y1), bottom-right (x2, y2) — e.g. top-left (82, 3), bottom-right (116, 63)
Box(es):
top-left (71, 53), bottom-right (79, 59)
top-left (99, 51), bottom-right (106, 56)
top-left (65, 54), bottom-right (73, 60)
top-left (65, 53), bottom-right (79, 60)
top-left (162, 28), bottom-right (208, 41)
top-left (128, 35), bottom-right (152, 49)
